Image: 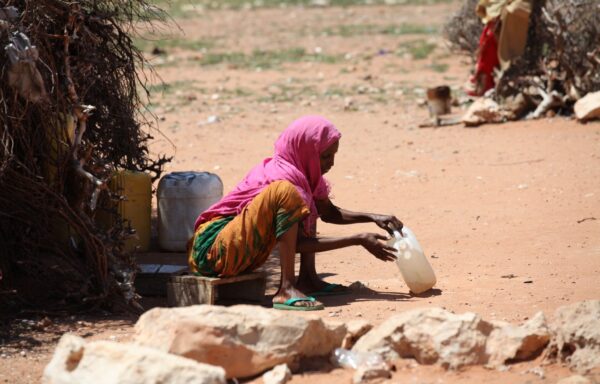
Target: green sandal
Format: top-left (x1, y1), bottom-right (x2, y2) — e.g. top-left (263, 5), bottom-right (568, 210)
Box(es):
top-left (308, 283), bottom-right (351, 297)
top-left (273, 296), bottom-right (324, 311)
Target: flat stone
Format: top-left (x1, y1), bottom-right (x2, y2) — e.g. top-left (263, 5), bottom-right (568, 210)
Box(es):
top-left (574, 91), bottom-right (600, 121)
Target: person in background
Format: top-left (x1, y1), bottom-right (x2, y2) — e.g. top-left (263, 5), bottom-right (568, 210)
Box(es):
top-left (188, 115), bottom-right (402, 311)
top-left (467, 0), bottom-right (532, 96)
top-left (466, 0), bottom-right (503, 96)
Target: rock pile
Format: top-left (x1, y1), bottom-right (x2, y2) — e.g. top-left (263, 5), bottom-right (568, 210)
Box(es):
top-left (42, 301), bottom-right (600, 383)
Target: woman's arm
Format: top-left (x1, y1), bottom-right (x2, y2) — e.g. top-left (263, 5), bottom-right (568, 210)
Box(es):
top-left (316, 198), bottom-right (403, 233)
top-left (296, 233), bottom-right (396, 262)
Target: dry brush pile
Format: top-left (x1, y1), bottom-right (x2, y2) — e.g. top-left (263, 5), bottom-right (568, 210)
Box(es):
top-left (444, 0), bottom-right (600, 119)
top-left (0, 0), bottom-right (170, 313)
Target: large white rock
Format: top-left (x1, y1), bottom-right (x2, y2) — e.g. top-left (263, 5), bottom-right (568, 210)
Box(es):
top-left (133, 305), bottom-right (346, 379)
top-left (42, 334), bottom-right (226, 384)
top-left (352, 307), bottom-right (493, 369)
top-left (574, 91), bottom-right (600, 121)
top-left (545, 300), bottom-right (600, 373)
top-left (486, 311), bottom-right (550, 367)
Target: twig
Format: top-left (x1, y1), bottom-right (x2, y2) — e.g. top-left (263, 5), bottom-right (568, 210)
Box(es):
top-left (577, 217), bottom-right (597, 224)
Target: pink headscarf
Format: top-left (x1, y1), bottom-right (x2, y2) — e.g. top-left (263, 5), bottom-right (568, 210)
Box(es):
top-left (194, 115), bottom-right (341, 234)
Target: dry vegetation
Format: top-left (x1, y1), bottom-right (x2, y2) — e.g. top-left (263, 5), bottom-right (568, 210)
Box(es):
top-left (0, 1), bottom-right (170, 313)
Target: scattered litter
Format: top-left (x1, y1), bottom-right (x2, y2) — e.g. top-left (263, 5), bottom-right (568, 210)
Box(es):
top-left (524, 366), bottom-right (545, 379)
top-left (197, 115), bottom-right (220, 126)
top-left (332, 348), bottom-right (386, 370)
top-left (329, 309), bottom-right (342, 318)
top-left (5, 31), bottom-right (47, 103)
top-left (501, 274), bottom-right (517, 279)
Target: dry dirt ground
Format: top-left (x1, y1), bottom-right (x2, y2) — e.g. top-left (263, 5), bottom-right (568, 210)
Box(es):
top-left (1, 1), bottom-right (599, 383)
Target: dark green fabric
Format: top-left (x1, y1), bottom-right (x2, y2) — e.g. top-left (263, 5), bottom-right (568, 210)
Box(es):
top-left (275, 207), bottom-right (303, 238)
top-left (192, 216), bottom-right (234, 276)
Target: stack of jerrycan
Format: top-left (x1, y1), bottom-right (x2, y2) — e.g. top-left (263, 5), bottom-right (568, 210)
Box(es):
top-left (98, 170), bottom-right (152, 253)
top-left (157, 172), bottom-right (223, 252)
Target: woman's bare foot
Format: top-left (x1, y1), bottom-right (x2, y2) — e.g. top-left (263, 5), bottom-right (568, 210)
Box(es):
top-left (272, 286), bottom-right (323, 308)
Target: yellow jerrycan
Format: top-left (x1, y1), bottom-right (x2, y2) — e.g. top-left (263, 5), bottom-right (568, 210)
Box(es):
top-left (108, 170), bottom-right (152, 253)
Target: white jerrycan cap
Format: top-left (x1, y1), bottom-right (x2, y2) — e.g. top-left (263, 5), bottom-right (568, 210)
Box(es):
top-left (391, 229), bottom-right (409, 252)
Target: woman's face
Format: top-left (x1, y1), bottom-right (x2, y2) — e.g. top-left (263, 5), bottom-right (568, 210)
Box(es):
top-left (319, 140), bottom-right (339, 174)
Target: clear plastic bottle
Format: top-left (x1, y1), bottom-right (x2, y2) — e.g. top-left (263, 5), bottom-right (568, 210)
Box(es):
top-left (332, 348), bottom-right (385, 370)
top-left (387, 227), bottom-right (437, 294)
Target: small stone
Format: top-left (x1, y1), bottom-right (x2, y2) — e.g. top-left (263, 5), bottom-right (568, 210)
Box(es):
top-left (344, 97), bottom-right (355, 111)
top-left (525, 366), bottom-right (545, 379)
top-left (262, 364), bottom-right (292, 384)
top-left (353, 365), bottom-right (392, 383)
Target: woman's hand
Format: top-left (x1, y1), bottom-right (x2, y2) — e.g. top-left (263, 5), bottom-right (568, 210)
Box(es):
top-left (358, 233), bottom-right (397, 262)
top-left (371, 214), bottom-right (403, 235)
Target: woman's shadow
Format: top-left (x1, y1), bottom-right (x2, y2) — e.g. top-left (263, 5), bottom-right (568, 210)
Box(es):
top-left (257, 252), bottom-right (442, 308)
top-left (313, 273), bottom-right (442, 308)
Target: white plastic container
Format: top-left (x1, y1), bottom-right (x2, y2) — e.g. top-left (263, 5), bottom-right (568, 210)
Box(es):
top-left (157, 172), bottom-right (223, 251)
top-left (387, 227), bottom-right (437, 294)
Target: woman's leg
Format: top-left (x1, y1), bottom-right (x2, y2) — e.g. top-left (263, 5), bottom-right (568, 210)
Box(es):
top-left (296, 224), bottom-right (348, 293)
top-left (273, 222), bottom-right (322, 308)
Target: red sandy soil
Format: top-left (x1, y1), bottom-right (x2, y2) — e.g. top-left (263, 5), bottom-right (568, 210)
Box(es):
top-left (1, 2), bottom-right (598, 383)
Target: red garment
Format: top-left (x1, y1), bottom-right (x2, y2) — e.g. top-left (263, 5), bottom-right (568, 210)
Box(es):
top-left (468, 20), bottom-right (500, 96)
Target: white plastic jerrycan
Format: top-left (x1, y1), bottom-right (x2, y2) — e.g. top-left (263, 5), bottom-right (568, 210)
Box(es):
top-left (387, 227), bottom-right (436, 294)
top-left (157, 172), bottom-right (223, 252)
